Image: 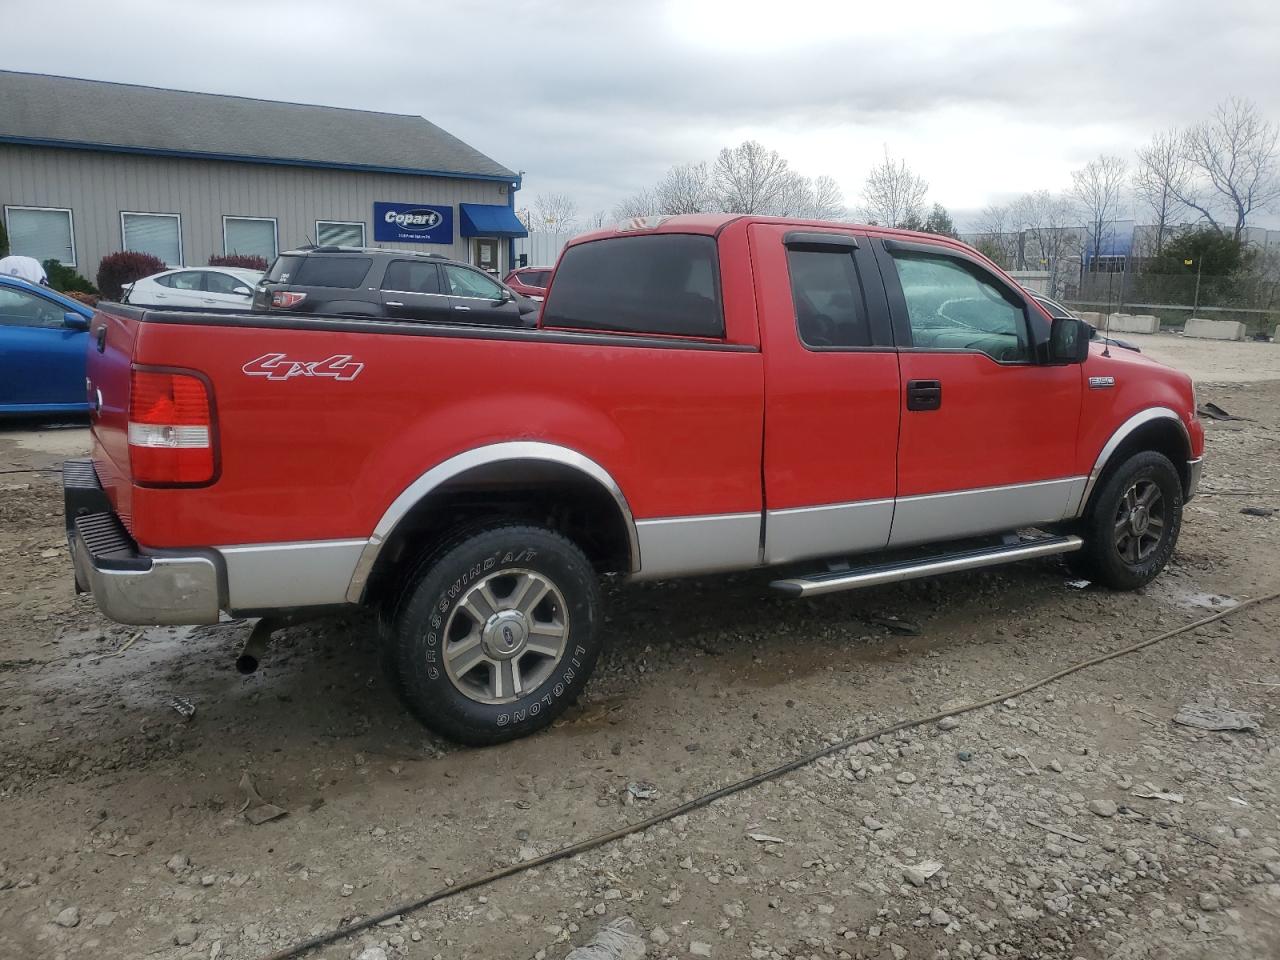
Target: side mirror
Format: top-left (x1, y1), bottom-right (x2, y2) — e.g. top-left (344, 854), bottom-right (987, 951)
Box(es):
top-left (233, 286), bottom-right (252, 296)
top-left (63, 311), bottom-right (90, 330)
top-left (1048, 316), bottom-right (1089, 364)
top-left (498, 288), bottom-right (514, 303)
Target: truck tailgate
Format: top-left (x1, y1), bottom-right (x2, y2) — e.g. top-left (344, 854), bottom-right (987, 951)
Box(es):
top-left (86, 307), bottom-right (141, 531)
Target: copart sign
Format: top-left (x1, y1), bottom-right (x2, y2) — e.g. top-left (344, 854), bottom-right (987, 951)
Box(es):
top-left (373, 201), bottom-right (454, 244)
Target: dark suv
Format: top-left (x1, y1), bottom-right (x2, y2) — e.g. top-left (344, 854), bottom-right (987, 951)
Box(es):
top-left (254, 247), bottom-right (538, 326)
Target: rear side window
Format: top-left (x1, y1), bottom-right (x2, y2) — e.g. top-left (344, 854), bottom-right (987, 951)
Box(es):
top-left (520, 270), bottom-right (550, 287)
top-left (265, 255), bottom-right (300, 282)
top-left (543, 234), bottom-right (723, 338)
top-left (157, 271), bottom-right (203, 290)
top-left (290, 256), bottom-right (373, 289)
top-left (787, 249), bottom-right (870, 347)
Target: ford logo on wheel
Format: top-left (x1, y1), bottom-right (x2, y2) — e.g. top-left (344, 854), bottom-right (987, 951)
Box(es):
top-left (385, 208), bottom-right (443, 232)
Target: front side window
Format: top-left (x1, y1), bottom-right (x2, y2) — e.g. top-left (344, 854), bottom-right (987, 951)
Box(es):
top-left (444, 265), bottom-right (504, 299)
top-left (316, 220), bottom-right (366, 247)
top-left (0, 287), bottom-right (65, 328)
top-left (223, 216), bottom-right (278, 261)
top-left (787, 249), bottom-right (870, 348)
top-left (383, 260), bottom-right (441, 294)
top-left (291, 257), bottom-right (372, 289)
top-left (891, 251), bottom-right (1030, 362)
top-left (122, 212), bottom-right (182, 266)
top-left (542, 234), bottom-right (723, 338)
top-left (5, 206), bottom-right (75, 265)
top-left (205, 272), bottom-right (252, 295)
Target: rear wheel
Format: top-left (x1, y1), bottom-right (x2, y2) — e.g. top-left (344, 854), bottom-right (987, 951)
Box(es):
top-left (1069, 451), bottom-right (1183, 590)
top-left (386, 523), bottom-right (602, 745)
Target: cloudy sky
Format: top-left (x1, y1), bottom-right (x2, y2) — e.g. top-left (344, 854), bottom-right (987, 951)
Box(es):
top-left (7, 0), bottom-right (1280, 228)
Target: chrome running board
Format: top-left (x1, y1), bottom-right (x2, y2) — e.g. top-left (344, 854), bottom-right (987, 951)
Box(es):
top-left (770, 534), bottom-right (1083, 598)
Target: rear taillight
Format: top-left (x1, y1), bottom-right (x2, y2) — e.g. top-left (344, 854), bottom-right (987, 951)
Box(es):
top-left (271, 291), bottom-right (307, 309)
top-left (128, 368), bottom-right (217, 485)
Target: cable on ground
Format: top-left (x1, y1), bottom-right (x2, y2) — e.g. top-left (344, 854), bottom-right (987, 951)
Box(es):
top-left (260, 587), bottom-right (1280, 960)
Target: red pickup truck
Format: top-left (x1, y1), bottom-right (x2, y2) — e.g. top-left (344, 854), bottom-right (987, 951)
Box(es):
top-left (66, 215), bottom-right (1203, 744)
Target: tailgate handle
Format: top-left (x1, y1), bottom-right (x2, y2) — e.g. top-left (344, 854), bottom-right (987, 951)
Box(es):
top-left (94, 325), bottom-right (107, 353)
top-left (906, 379), bottom-right (942, 411)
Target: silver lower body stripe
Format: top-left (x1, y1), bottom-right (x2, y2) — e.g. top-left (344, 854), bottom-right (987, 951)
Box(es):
top-left (217, 539), bottom-right (369, 611)
top-left (889, 476), bottom-right (1086, 548)
top-left (764, 498), bottom-right (893, 564)
top-left (633, 512), bottom-right (761, 580)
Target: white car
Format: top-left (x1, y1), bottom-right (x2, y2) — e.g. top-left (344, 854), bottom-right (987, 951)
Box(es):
top-left (124, 267), bottom-right (263, 309)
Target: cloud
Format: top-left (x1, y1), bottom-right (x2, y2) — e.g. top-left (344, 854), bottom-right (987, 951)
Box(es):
top-left (4, 0), bottom-right (1279, 224)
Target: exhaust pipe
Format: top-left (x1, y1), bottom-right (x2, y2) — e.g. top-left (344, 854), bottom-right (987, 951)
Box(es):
top-left (236, 618), bottom-right (276, 675)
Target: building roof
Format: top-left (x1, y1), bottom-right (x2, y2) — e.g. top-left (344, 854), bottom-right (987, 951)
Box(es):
top-left (0, 70), bottom-right (517, 183)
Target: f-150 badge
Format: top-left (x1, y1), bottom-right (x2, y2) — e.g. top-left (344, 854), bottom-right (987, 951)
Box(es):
top-left (242, 353), bottom-right (364, 381)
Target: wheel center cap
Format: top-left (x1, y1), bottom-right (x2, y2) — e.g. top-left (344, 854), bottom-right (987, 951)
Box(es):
top-left (1130, 506), bottom-right (1150, 535)
top-left (481, 611), bottom-right (529, 660)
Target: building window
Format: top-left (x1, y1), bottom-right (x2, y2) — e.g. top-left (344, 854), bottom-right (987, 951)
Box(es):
top-left (4, 206), bottom-right (75, 266)
top-left (121, 212), bottom-right (182, 267)
top-left (223, 216), bottom-right (278, 261)
top-left (316, 220), bottom-right (365, 247)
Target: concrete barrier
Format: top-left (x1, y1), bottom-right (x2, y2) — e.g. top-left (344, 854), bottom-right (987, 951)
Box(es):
top-left (1183, 317), bottom-right (1246, 341)
top-left (1074, 310), bottom-right (1104, 326)
top-left (1103, 313), bottom-right (1161, 335)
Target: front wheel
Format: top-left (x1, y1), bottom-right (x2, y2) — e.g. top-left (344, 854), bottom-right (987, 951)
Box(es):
top-left (1069, 450), bottom-right (1184, 590)
top-left (386, 524), bottom-right (603, 745)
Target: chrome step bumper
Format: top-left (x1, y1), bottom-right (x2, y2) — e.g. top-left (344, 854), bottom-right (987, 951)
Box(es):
top-left (770, 534), bottom-right (1083, 598)
top-left (63, 459), bottom-right (222, 625)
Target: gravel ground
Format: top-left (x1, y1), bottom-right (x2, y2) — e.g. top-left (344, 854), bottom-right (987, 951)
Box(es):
top-left (2, 343), bottom-right (1278, 960)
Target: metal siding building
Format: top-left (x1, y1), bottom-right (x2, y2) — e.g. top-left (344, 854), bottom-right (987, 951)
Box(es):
top-left (0, 71), bottom-right (526, 282)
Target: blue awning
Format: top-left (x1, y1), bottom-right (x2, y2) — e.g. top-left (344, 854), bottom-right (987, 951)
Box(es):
top-left (459, 203), bottom-right (528, 238)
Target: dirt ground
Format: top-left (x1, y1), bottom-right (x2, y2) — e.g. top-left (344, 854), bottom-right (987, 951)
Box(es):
top-left (2, 335), bottom-right (1279, 960)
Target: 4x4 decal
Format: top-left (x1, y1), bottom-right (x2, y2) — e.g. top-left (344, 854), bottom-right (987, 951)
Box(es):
top-left (242, 353), bottom-right (364, 382)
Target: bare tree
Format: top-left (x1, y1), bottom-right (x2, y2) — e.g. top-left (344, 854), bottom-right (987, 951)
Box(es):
top-left (654, 162), bottom-right (714, 214)
top-left (1070, 154), bottom-right (1128, 264)
top-left (859, 147), bottom-right (929, 228)
top-left (530, 192), bottom-right (578, 232)
top-left (1133, 129), bottom-right (1188, 256)
top-left (712, 140), bottom-right (796, 215)
top-left (1011, 190), bottom-right (1079, 292)
top-left (612, 189), bottom-right (657, 220)
top-left (1176, 97), bottom-right (1280, 240)
top-left (781, 174), bottom-right (847, 219)
top-left (585, 210), bottom-right (610, 229)
top-left (972, 202), bottom-right (1019, 268)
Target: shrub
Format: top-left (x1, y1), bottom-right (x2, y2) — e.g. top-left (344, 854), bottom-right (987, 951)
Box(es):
top-left (42, 259), bottom-right (98, 295)
top-left (96, 251), bottom-right (166, 301)
top-left (209, 253), bottom-right (269, 271)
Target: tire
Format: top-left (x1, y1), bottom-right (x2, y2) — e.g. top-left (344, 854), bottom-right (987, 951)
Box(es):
top-left (1069, 450), bottom-right (1183, 590)
top-left (385, 523), bottom-right (603, 746)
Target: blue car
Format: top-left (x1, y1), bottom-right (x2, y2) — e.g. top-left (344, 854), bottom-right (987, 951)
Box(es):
top-left (0, 275), bottom-right (94, 416)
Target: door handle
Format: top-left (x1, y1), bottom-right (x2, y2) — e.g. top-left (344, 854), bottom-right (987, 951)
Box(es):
top-left (384, 301), bottom-right (404, 307)
top-left (906, 379), bottom-right (942, 411)
top-left (453, 304), bottom-right (471, 311)
top-left (95, 326), bottom-right (107, 353)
